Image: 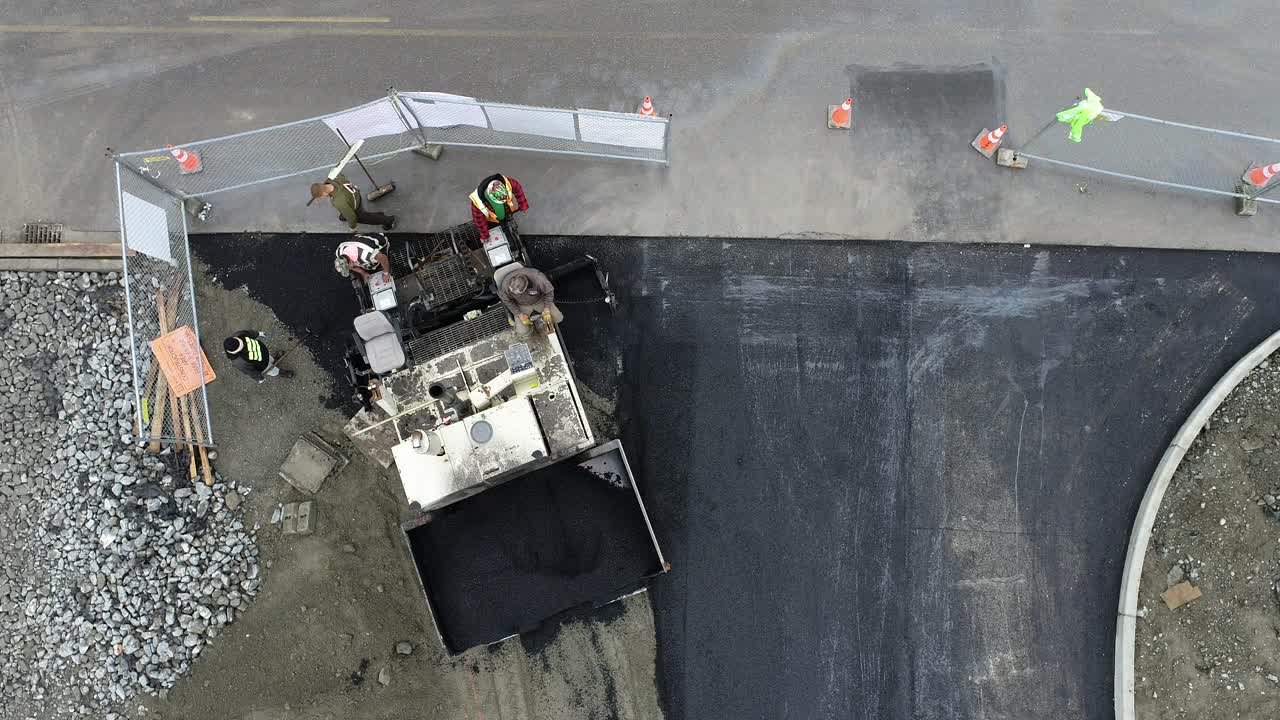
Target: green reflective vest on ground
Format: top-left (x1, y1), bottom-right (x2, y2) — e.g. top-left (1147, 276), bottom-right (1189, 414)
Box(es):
top-left (1056, 88), bottom-right (1104, 143)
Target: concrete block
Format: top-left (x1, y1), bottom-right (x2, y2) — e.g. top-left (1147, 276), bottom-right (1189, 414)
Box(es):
top-left (827, 105), bottom-right (852, 130)
top-left (295, 501), bottom-right (313, 534)
top-left (183, 197), bottom-right (212, 222)
top-left (971, 128), bottom-right (999, 159)
top-left (281, 501), bottom-right (314, 535)
top-left (1236, 185), bottom-right (1258, 217)
top-left (279, 433), bottom-right (347, 494)
top-left (996, 148), bottom-right (1027, 169)
top-left (280, 502), bottom-right (298, 534)
top-left (412, 143), bottom-right (444, 161)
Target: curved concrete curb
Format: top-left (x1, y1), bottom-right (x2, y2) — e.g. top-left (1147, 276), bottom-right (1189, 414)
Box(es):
top-left (1115, 328), bottom-right (1280, 720)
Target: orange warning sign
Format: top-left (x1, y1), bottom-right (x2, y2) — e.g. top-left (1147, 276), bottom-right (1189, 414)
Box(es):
top-left (149, 325), bottom-right (216, 398)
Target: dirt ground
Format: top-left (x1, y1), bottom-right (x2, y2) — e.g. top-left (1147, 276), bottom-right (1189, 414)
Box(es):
top-left (136, 264), bottom-right (662, 720)
top-left (1135, 358), bottom-right (1280, 719)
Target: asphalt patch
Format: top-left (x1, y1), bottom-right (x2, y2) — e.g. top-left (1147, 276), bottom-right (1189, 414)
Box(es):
top-left (848, 62), bottom-right (1006, 239)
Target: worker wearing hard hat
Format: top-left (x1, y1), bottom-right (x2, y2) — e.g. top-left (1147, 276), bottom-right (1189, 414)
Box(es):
top-left (469, 173), bottom-right (527, 242)
top-left (497, 266), bottom-right (562, 338)
top-left (334, 233), bottom-right (392, 283)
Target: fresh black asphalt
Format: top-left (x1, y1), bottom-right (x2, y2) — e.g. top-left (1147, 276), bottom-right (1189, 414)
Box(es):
top-left (407, 461), bottom-right (663, 655)
top-left (194, 233), bottom-right (1280, 719)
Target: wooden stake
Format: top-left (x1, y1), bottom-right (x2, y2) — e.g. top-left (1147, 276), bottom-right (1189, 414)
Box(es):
top-left (188, 393), bottom-right (214, 486)
top-left (146, 371), bottom-right (170, 454)
top-left (156, 287), bottom-right (196, 479)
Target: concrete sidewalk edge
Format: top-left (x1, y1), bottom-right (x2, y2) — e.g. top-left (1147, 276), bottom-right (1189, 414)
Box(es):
top-left (1114, 327), bottom-right (1280, 719)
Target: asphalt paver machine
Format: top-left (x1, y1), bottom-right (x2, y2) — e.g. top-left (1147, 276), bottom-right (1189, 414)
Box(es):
top-left (341, 221), bottom-right (668, 654)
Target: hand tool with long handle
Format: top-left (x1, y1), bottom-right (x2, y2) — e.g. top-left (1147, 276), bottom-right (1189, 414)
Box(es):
top-left (335, 128), bottom-right (396, 201)
top-left (326, 137), bottom-right (365, 180)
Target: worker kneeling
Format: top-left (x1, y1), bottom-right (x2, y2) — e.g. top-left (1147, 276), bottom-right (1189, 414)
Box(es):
top-left (497, 265), bottom-right (563, 338)
top-left (334, 233), bottom-right (392, 283)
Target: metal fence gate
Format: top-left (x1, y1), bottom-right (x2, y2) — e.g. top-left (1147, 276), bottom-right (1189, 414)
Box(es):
top-left (115, 90), bottom-right (672, 447)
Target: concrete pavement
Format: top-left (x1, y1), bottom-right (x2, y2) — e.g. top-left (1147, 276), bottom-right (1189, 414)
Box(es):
top-left (3, 2), bottom-right (1280, 249)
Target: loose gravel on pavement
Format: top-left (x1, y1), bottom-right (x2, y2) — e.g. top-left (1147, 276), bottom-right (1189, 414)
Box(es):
top-left (0, 271), bottom-right (260, 720)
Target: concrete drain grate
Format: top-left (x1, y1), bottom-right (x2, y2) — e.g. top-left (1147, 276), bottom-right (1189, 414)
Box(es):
top-left (22, 222), bottom-right (63, 244)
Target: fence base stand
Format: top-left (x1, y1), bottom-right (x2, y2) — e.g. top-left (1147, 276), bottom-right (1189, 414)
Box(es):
top-left (412, 143), bottom-right (444, 161)
top-left (182, 197), bottom-right (212, 222)
top-left (997, 148), bottom-right (1028, 169)
top-left (1235, 186), bottom-right (1258, 217)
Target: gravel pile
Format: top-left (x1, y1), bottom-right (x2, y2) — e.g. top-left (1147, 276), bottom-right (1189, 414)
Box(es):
top-left (1135, 358), bottom-right (1280, 719)
top-left (0, 271), bottom-right (260, 719)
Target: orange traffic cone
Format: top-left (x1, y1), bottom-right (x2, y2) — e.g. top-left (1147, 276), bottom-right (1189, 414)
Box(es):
top-left (167, 144), bottom-right (202, 174)
top-left (1243, 162), bottom-right (1280, 188)
top-left (637, 96), bottom-right (656, 117)
top-left (971, 124), bottom-right (1007, 159)
top-left (828, 98), bottom-right (853, 129)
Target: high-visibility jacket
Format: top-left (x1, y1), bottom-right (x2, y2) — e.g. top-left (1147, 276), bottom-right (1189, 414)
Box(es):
top-left (469, 175), bottom-right (518, 224)
top-left (226, 330), bottom-right (270, 378)
top-left (1055, 88), bottom-right (1104, 143)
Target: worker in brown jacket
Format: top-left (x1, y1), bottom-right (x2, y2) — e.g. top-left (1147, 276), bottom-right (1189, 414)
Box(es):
top-left (309, 174), bottom-right (396, 231)
top-left (497, 266), bottom-right (562, 338)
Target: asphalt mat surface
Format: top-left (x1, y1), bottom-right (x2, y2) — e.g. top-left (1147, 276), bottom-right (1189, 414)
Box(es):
top-left (194, 233), bottom-right (1280, 719)
top-left (406, 461), bottom-right (662, 654)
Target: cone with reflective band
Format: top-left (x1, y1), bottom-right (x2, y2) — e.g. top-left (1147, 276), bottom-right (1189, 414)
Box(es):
top-left (1243, 162), bottom-right (1280, 188)
top-left (638, 97), bottom-right (656, 117)
top-left (971, 124), bottom-right (1007, 158)
top-left (828, 98), bottom-right (852, 129)
top-left (167, 144), bottom-right (202, 174)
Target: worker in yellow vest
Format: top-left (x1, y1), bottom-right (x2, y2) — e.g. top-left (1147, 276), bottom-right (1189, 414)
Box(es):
top-left (223, 331), bottom-right (293, 383)
top-left (469, 173), bottom-right (528, 242)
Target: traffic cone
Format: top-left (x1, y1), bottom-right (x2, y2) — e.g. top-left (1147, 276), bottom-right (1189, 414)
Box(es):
top-left (637, 96), bottom-right (656, 117)
top-left (971, 125), bottom-right (1007, 159)
top-left (1243, 162), bottom-right (1280, 188)
top-left (828, 98), bottom-right (853, 129)
top-left (167, 144), bottom-right (202, 174)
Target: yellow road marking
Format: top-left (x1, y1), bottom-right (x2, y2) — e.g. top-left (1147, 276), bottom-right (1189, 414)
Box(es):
top-left (189, 15), bottom-right (392, 24)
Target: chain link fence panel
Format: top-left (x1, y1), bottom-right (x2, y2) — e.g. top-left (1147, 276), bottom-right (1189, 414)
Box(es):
top-left (116, 164), bottom-right (213, 447)
top-left (396, 92), bottom-right (668, 164)
top-left (1019, 108), bottom-right (1280, 205)
top-left (117, 92), bottom-right (670, 199)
